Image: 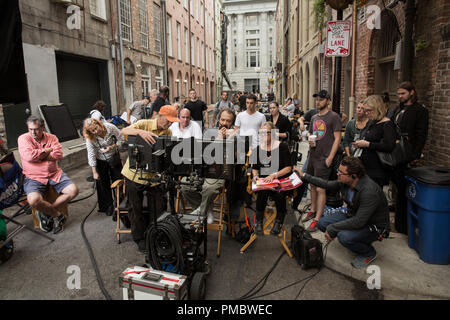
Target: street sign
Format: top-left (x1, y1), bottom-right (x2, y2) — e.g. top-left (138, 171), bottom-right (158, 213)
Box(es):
top-left (326, 20), bottom-right (351, 57)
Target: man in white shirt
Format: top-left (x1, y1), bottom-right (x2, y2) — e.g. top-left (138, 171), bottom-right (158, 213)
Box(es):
top-left (169, 108), bottom-right (202, 139)
top-left (233, 94), bottom-right (266, 149)
top-left (124, 96), bottom-right (150, 124)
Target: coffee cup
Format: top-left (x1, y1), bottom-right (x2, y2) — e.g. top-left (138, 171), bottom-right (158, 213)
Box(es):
top-left (309, 134), bottom-right (317, 147)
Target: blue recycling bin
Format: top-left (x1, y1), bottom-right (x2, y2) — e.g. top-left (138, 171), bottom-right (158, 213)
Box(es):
top-left (406, 167), bottom-right (450, 265)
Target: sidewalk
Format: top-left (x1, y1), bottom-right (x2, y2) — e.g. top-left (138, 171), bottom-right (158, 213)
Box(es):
top-left (295, 141), bottom-right (450, 299)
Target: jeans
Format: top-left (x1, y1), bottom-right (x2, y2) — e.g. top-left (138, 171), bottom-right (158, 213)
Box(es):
top-left (318, 211), bottom-right (379, 257)
top-left (292, 155), bottom-right (309, 210)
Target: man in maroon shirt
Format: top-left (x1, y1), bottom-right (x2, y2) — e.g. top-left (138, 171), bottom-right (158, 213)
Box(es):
top-left (18, 116), bottom-right (79, 234)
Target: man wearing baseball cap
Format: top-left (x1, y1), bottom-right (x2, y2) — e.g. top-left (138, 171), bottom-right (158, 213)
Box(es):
top-left (120, 105), bottom-right (179, 252)
top-left (302, 90), bottom-right (342, 233)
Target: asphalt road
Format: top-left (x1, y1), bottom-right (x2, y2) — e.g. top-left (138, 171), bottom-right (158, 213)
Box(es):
top-left (0, 164), bottom-right (384, 300)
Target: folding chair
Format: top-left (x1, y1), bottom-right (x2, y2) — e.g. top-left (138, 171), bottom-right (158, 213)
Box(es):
top-left (0, 153), bottom-right (54, 253)
top-left (111, 179), bottom-right (152, 244)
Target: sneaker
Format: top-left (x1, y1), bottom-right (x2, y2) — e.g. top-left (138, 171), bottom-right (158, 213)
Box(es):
top-left (207, 211), bottom-right (214, 224)
top-left (351, 253), bottom-right (377, 269)
top-left (37, 211), bottom-right (53, 233)
top-left (255, 221), bottom-right (263, 235)
top-left (306, 219), bottom-right (318, 232)
top-left (53, 214), bottom-right (66, 234)
top-left (302, 211), bottom-right (316, 223)
top-left (270, 220), bottom-right (282, 236)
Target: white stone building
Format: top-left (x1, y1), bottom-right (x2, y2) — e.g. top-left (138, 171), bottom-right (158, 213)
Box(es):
top-left (222, 0), bottom-right (277, 95)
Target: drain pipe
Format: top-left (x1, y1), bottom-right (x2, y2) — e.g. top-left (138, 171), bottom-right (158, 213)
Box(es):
top-left (117, 0), bottom-right (126, 107)
top-left (349, 0), bottom-right (357, 121)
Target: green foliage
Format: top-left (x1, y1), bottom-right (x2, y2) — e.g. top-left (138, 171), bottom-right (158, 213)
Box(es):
top-left (415, 36), bottom-right (429, 53)
top-left (312, 0), bottom-right (327, 30)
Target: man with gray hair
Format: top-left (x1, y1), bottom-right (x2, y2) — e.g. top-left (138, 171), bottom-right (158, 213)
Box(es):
top-left (18, 115), bottom-right (79, 234)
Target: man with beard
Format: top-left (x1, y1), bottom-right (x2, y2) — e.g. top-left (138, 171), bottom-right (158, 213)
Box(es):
top-left (302, 90), bottom-right (342, 232)
top-left (390, 82), bottom-right (429, 234)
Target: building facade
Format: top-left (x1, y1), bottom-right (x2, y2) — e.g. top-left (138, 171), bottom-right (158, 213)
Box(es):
top-left (164, 0), bottom-right (216, 105)
top-left (110, 0), bottom-right (164, 112)
top-left (278, 0), bottom-right (450, 167)
top-left (223, 0), bottom-right (277, 96)
top-left (1, 0), bottom-right (117, 148)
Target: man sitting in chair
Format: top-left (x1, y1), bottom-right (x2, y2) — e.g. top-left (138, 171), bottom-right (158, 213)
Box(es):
top-left (121, 105), bottom-right (178, 253)
top-left (252, 122), bottom-right (293, 236)
top-left (295, 156), bottom-right (390, 269)
top-left (18, 115), bottom-right (79, 234)
top-left (178, 109), bottom-right (236, 224)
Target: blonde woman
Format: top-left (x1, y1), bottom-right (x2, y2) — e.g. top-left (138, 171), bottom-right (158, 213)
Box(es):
top-left (252, 122), bottom-right (293, 235)
top-left (352, 95), bottom-right (396, 187)
top-left (83, 118), bottom-right (124, 216)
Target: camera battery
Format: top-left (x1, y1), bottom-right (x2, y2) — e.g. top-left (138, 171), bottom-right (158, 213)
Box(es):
top-left (119, 266), bottom-right (188, 300)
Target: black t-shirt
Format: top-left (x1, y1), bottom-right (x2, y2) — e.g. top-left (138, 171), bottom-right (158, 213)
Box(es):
top-left (252, 142), bottom-right (292, 178)
top-left (185, 99), bottom-right (207, 122)
top-left (270, 113), bottom-right (292, 141)
top-left (151, 96), bottom-right (169, 115)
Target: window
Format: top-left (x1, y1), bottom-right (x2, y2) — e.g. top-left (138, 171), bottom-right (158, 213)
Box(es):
top-left (247, 51), bottom-right (260, 68)
top-left (139, 0), bottom-right (148, 49)
top-left (246, 39), bottom-right (260, 47)
top-left (197, 37), bottom-right (200, 67)
top-left (184, 27), bottom-right (189, 63)
top-left (167, 15), bottom-right (173, 57)
top-left (190, 0), bottom-right (193, 16)
top-left (358, 6), bottom-right (366, 23)
top-left (119, 0), bottom-right (132, 42)
top-left (90, 0), bottom-right (106, 20)
top-left (155, 69), bottom-right (163, 89)
top-left (200, 2), bottom-right (204, 25)
top-left (176, 22), bottom-right (181, 60)
top-left (184, 0), bottom-right (188, 10)
top-left (245, 30), bottom-right (259, 35)
top-left (246, 14), bottom-right (258, 26)
top-left (191, 33), bottom-right (195, 65)
top-left (141, 65), bottom-right (150, 97)
top-left (201, 41), bottom-right (204, 69)
top-left (154, 3), bottom-right (161, 53)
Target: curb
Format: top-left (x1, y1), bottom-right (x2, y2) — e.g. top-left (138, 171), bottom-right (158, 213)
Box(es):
top-left (293, 210), bottom-right (450, 299)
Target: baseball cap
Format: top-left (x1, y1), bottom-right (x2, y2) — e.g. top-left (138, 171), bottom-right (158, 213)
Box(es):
top-left (159, 105), bottom-right (180, 122)
top-left (313, 90), bottom-right (331, 99)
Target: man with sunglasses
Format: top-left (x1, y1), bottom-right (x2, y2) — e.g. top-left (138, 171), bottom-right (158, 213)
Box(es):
top-left (295, 156), bottom-right (389, 269)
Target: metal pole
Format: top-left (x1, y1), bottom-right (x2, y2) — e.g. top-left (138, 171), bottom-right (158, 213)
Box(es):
top-left (332, 9), bottom-right (343, 114)
top-left (349, 0), bottom-right (357, 120)
top-left (161, 0), bottom-right (168, 87)
top-left (117, 0), bottom-right (126, 104)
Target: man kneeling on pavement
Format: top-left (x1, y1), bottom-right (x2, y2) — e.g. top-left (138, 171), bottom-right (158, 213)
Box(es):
top-left (295, 156), bottom-right (389, 269)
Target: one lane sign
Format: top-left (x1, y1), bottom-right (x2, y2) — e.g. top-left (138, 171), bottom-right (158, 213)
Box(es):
top-left (326, 20), bottom-right (351, 57)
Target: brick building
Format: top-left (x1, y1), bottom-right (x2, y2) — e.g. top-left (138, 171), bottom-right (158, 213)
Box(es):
top-left (0, 0), bottom-right (117, 148)
top-left (277, 0), bottom-right (450, 167)
top-left (164, 0), bottom-right (216, 105)
top-left (110, 0), bottom-right (164, 112)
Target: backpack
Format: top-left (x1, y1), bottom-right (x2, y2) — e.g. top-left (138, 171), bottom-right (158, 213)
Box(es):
top-left (291, 225), bottom-right (324, 270)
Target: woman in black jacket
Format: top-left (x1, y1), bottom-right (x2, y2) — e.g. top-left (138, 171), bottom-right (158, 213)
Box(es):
top-left (352, 95), bottom-right (396, 187)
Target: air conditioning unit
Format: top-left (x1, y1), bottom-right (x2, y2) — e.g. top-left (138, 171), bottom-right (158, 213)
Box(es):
top-left (51, 0), bottom-right (77, 6)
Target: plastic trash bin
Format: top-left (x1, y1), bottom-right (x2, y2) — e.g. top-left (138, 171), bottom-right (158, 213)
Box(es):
top-left (406, 167), bottom-right (450, 265)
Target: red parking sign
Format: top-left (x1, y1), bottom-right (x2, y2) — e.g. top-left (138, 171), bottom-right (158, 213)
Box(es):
top-left (326, 21), bottom-right (351, 57)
